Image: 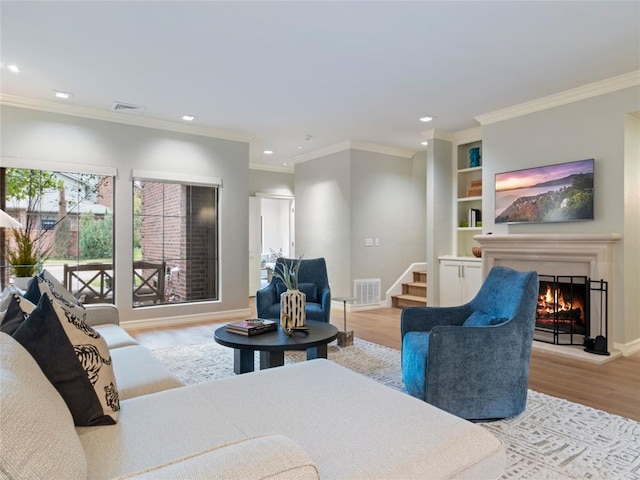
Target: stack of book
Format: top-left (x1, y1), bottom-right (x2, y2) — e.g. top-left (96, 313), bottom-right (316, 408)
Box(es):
top-left (225, 319), bottom-right (278, 336)
top-left (466, 179), bottom-right (483, 197)
top-left (467, 208), bottom-right (481, 228)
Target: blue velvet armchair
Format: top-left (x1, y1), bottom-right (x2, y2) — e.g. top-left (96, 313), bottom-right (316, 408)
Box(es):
top-left (256, 257), bottom-right (331, 323)
top-left (401, 266), bottom-right (538, 420)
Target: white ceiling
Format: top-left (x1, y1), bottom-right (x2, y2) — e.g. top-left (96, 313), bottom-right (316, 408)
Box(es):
top-left (1, 1), bottom-right (639, 169)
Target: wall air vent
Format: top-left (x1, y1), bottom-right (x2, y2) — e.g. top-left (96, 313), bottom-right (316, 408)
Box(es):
top-left (111, 102), bottom-right (145, 115)
top-left (354, 278), bottom-right (381, 306)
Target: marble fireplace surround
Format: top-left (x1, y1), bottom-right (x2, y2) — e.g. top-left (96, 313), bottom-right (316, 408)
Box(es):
top-left (474, 233), bottom-right (622, 364)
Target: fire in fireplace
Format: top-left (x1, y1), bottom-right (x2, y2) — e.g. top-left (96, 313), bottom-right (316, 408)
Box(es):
top-left (535, 275), bottom-right (588, 345)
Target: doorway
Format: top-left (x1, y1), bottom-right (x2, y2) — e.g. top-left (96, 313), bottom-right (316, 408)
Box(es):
top-left (249, 195), bottom-right (294, 296)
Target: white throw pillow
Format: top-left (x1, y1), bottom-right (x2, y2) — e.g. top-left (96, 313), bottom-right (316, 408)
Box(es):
top-left (0, 285), bottom-right (19, 321)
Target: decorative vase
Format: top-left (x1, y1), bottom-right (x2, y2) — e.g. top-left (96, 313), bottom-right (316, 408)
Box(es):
top-left (280, 289), bottom-right (306, 334)
top-left (469, 147), bottom-right (481, 168)
top-left (13, 277), bottom-right (33, 290)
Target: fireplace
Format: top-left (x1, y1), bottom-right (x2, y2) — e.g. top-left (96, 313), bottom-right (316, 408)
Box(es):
top-left (535, 275), bottom-right (588, 345)
top-left (474, 233), bottom-right (621, 362)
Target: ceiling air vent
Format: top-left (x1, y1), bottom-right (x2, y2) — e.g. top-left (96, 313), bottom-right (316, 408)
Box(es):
top-left (111, 102), bottom-right (145, 115)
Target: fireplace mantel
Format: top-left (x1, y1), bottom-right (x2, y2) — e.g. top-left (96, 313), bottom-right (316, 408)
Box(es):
top-left (474, 233), bottom-right (622, 363)
top-left (475, 233), bottom-right (621, 278)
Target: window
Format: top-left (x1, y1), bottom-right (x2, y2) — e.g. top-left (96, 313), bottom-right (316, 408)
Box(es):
top-left (1, 167), bottom-right (115, 303)
top-left (40, 218), bottom-right (56, 231)
top-left (132, 179), bottom-right (219, 307)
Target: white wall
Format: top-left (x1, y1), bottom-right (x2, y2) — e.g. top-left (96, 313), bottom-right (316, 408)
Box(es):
top-left (425, 140), bottom-right (453, 306)
top-left (624, 113), bottom-right (640, 344)
top-left (1, 105), bottom-right (250, 324)
top-left (295, 148), bottom-right (426, 300)
top-left (480, 86), bottom-right (640, 347)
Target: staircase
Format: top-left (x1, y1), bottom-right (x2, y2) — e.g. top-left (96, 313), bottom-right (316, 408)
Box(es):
top-left (391, 270), bottom-right (427, 308)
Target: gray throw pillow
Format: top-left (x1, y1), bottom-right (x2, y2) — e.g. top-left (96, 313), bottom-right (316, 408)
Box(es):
top-left (463, 311), bottom-right (507, 327)
top-left (298, 283), bottom-right (318, 303)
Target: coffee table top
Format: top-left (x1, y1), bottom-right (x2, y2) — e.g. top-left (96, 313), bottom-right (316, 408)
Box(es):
top-left (214, 320), bottom-right (338, 352)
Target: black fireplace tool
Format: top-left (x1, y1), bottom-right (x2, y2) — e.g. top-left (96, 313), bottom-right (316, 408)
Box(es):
top-left (583, 279), bottom-right (610, 356)
top-left (584, 335), bottom-right (609, 355)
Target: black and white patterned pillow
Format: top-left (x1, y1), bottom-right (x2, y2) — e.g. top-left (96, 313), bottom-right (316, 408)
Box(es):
top-left (24, 270), bottom-right (84, 309)
top-left (12, 293), bottom-right (119, 425)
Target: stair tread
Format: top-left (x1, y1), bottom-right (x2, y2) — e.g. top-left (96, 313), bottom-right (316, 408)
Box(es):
top-left (395, 294), bottom-right (427, 301)
top-left (406, 282), bottom-right (427, 287)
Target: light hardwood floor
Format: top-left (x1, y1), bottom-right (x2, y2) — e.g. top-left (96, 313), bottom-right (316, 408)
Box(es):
top-left (129, 301), bottom-right (640, 422)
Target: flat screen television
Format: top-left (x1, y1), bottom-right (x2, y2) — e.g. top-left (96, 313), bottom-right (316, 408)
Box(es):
top-left (495, 158), bottom-right (594, 224)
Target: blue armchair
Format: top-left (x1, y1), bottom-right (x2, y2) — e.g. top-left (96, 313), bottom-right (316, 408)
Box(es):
top-left (256, 257), bottom-right (331, 323)
top-left (401, 266), bottom-right (538, 420)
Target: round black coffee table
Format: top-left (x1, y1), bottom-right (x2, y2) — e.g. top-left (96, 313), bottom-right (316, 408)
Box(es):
top-left (214, 320), bottom-right (338, 374)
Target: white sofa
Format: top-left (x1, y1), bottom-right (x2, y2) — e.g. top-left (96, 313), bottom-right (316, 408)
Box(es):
top-left (1, 304), bottom-right (506, 479)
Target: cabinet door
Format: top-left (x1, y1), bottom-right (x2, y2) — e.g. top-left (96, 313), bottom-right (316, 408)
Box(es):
top-left (462, 261), bottom-right (482, 303)
top-left (439, 261), bottom-right (463, 306)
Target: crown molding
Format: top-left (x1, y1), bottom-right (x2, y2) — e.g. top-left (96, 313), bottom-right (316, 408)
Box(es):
top-left (0, 94), bottom-right (254, 143)
top-left (450, 126), bottom-right (482, 145)
top-left (349, 141), bottom-right (416, 158)
top-left (292, 141), bottom-right (353, 164)
top-left (249, 162), bottom-right (294, 174)
top-left (293, 140), bottom-right (416, 164)
top-left (420, 128), bottom-right (455, 142)
top-left (475, 70), bottom-right (640, 126)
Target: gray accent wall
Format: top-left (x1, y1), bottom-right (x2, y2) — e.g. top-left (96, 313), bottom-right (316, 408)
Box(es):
top-left (294, 150), bottom-right (352, 297)
top-left (249, 169), bottom-right (294, 197)
top-left (0, 105), bottom-right (250, 322)
top-left (295, 148), bottom-right (426, 300)
top-left (481, 86), bottom-right (640, 346)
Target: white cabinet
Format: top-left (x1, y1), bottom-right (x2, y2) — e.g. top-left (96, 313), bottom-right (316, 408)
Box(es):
top-left (439, 257), bottom-right (482, 306)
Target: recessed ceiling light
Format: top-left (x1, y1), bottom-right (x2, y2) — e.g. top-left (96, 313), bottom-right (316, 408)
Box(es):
top-left (421, 141), bottom-right (429, 146)
top-left (263, 150), bottom-right (274, 155)
top-left (7, 64), bottom-right (20, 73)
top-left (297, 146), bottom-right (303, 150)
top-left (419, 116), bottom-right (434, 123)
top-left (53, 91), bottom-right (71, 99)
top-left (182, 115), bottom-right (195, 121)
top-left (283, 162), bottom-right (288, 166)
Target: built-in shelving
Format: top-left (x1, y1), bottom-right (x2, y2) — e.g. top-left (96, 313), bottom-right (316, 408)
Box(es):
top-left (453, 136), bottom-right (483, 257)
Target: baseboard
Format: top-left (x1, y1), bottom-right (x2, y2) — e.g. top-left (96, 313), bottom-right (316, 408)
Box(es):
top-left (613, 338), bottom-right (640, 357)
top-left (349, 302), bottom-right (386, 312)
top-left (121, 308), bottom-right (250, 330)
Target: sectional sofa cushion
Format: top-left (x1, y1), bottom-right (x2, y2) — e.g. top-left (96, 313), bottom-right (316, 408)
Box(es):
top-left (113, 435), bottom-right (319, 480)
top-left (12, 293), bottom-right (120, 425)
top-left (110, 345), bottom-right (183, 400)
top-left (94, 323), bottom-right (139, 349)
top-left (0, 333), bottom-right (88, 480)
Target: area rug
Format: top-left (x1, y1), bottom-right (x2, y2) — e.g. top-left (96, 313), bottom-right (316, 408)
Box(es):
top-left (149, 337), bottom-right (640, 479)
